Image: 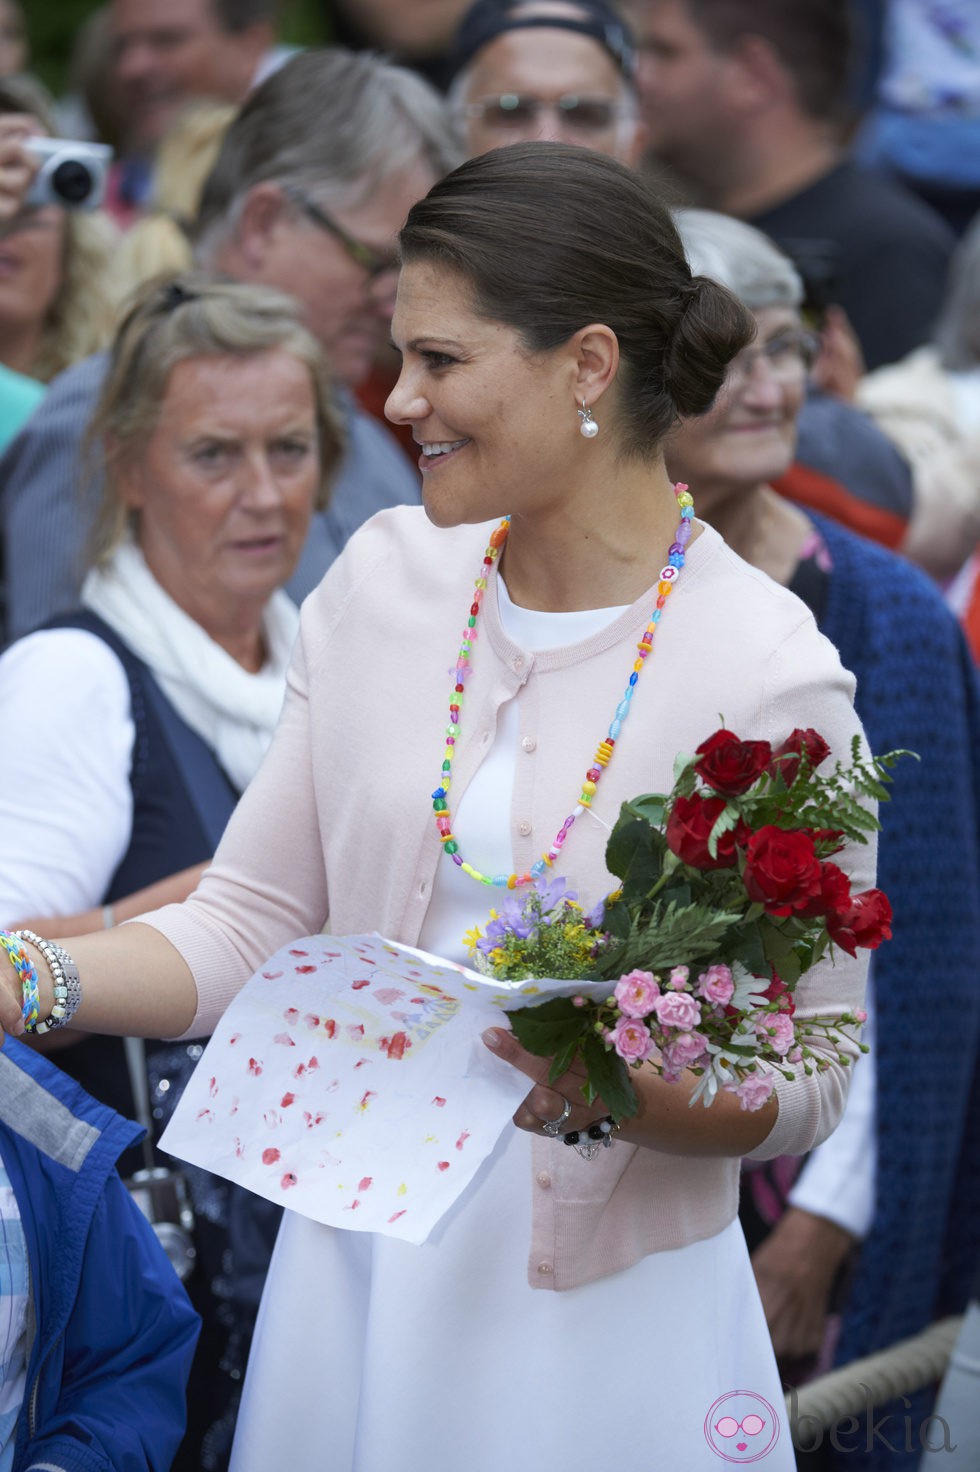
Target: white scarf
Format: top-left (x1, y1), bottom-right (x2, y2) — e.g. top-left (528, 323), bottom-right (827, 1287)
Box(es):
top-left (81, 540), bottom-right (299, 793)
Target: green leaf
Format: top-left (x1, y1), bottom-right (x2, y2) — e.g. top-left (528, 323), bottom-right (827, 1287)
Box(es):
top-left (731, 923), bottom-right (767, 976)
top-left (605, 816), bottom-right (664, 896)
top-left (581, 1033), bottom-right (639, 1121)
top-left (508, 999), bottom-right (590, 1061)
top-left (624, 793), bottom-right (669, 828)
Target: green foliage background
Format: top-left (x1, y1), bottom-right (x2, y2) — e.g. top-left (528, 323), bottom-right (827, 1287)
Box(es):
top-left (28, 1), bottom-right (330, 99)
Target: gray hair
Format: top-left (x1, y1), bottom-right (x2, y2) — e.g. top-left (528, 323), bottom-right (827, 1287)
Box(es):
top-left (89, 272), bottom-right (344, 562)
top-left (672, 208), bottom-right (804, 313)
top-left (195, 48), bottom-right (461, 259)
top-left (933, 213), bottom-right (980, 370)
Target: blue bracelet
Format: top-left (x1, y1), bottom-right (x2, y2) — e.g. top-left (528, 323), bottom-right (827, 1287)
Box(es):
top-left (0, 930), bottom-right (40, 1030)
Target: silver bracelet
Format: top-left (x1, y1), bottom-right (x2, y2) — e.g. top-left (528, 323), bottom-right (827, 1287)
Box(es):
top-left (13, 931), bottom-right (82, 1033)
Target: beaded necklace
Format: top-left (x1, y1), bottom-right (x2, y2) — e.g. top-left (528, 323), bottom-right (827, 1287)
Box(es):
top-left (431, 483), bottom-right (696, 889)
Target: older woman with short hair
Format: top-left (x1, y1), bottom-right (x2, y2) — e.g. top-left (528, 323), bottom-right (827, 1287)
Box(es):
top-left (670, 209), bottom-right (980, 1423)
top-left (0, 271), bottom-right (342, 1472)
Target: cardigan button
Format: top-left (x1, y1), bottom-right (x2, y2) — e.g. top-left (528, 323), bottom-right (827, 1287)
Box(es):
top-left (521, 736), bottom-right (536, 753)
top-left (536, 1261), bottom-right (553, 1275)
top-left (535, 1172), bottom-right (552, 1189)
top-left (518, 819), bottom-right (532, 837)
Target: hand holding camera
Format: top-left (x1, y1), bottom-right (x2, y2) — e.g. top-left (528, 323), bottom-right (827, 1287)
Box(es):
top-left (0, 117), bottom-right (112, 224)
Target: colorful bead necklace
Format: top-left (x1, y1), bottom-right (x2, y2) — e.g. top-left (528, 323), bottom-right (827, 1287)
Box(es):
top-left (431, 482), bottom-right (695, 888)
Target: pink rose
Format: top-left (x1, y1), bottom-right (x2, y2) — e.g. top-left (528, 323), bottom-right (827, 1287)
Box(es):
top-left (662, 1031), bottom-right (708, 1072)
top-left (608, 1016), bottom-right (654, 1063)
top-left (697, 964), bottom-right (734, 1006)
top-left (755, 1012), bottom-right (796, 1056)
top-left (613, 969), bottom-right (660, 1019)
top-left (653, 991), bottom-right (702, 1032)
top-left (668, 965), bottom-right (689, 991)
top-left (735, 1073), bottom-right (776, 1111)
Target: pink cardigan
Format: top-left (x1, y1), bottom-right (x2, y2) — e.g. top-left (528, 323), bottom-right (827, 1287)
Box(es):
top-left (146, 508), bottom-right (873, 1290)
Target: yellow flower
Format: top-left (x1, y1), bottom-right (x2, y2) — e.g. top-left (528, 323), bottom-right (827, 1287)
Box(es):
top-left (463, 927), bottom-right (484, 953)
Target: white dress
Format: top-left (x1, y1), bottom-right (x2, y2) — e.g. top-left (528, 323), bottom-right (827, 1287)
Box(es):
top-left (231, 589), bottom-right (795, 1471)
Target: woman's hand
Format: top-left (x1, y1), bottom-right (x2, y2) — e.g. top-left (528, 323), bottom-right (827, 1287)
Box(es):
top-left (482, 1026), bottom-right (616, 1138)
top-left (0, 115), bottom-right (40, 224)
top-left (750, 1206), bottom-right (856, 1360)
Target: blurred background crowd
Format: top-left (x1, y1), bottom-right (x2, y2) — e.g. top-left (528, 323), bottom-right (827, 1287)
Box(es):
top-left (0, 3), bottom-right (977, 1471)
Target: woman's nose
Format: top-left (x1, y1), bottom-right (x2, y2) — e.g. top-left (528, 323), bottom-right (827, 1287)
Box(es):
top-left (385, 368), bottom-right (428, 427)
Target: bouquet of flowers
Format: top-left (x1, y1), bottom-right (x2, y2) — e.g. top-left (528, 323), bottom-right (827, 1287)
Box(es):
top-left (465, 726), bottom-right (905, 1121)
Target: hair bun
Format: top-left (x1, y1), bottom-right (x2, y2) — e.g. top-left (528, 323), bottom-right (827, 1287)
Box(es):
top-left (663, 275), bottom-right (753, 416)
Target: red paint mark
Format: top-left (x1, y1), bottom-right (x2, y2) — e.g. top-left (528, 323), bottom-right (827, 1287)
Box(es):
top-left (323, 1019), bottom-right (336, 1039)
top-left (358, 1176), bottom-right (373, 1192)
top-left (273, 1033), bottom-right (296, 1046)
top-left (346, 1198), bottom-right (361, 1211)
top-left (347, 1024), bottom-right (364, 1040)
top-left (234, 1137), bottom-right (245, 1158)
top-left (247, 1058), bottom-right (262, 1076)
top-left (379, 1031), bottom-right (410, 1060)
top-left (263, 1110), bottom-right (281, 1129)
top-left (455, 1130), bottom-right (470, 1151)
top-left (262, 1147), bottom-right (281, 1165)
top-left (353, 1057), bottom-right (371, 1070)
top-left (228, 1032), bottom-right (242, 1045)
top-left (307, 1055), bottom-right (319, 1072)
top-left (352, 978), bottom-right (370, 990)
top-left (358, 1090), bottom-right (377, 1110)
top-left (437, 1161), bottom-right (450, 1172)
top-left (283, 1008), bottom-right (299, 1023)
top-left (432, 1096), bottom-right (446, 1108)
top-left (262, 970), bottom-right (283, 980)
top-left (295, 964), bottom-right (317, 974)
top-left (281, 1172), bottom-right (298, 1189)
top-left (281, 1092), bottom-right (296, 1107)
top-left (324, 951), bottom-right (342, 958)
top-left (209, 1076), bottom-right (218, 1097)
top-left (410, 997), bottom-right (426, 1005)
top-left (388, 1210), bottom-right (407, 1223)
top-left (288, 949), bottom-right (309, 957)
top-left (196, 1108), bottom-right (214, 1122)
top-left (374, 987), bottom-right (404, 1005)
top-left (303, 1111), bottom-right (326, 1128)
top-left (303, 1013), bottom-right (320, 1028)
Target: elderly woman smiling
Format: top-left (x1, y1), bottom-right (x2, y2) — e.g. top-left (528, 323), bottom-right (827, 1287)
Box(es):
top-left (0, 272), bottom-right (342, 1470)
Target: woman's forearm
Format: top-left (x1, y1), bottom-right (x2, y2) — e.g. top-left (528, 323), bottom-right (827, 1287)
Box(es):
top-left (5, 923), bottom-right (199, 1042)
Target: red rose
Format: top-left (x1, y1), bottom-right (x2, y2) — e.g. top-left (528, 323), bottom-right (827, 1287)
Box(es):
top-left (826, 888), bottom-right (893, 957)
top-left (665, 793), bottom-right (747, 869)
top-left (742, 825), bottom-right (822, 915)
top-left (769, 728), bottom-right (832, 786)
top-left (694, 728), bottom-right (772, 797)
top-left (796, 860), bottom-right (852, 919)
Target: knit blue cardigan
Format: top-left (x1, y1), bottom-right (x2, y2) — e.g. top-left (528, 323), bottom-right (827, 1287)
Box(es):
top-left (812, 514), bottom-right (980, 1463)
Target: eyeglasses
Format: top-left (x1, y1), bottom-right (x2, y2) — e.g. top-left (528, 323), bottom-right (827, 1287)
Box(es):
top-left (462, 93), bottom-right (625, 134)
top-left (282, 184), bottom-right (398, 281)
top-left (728, 327), bottom-right (819, 388)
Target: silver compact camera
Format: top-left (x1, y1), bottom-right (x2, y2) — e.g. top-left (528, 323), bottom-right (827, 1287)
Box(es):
top-left (24, 136), bottom-right (112, 211)
top-left (125, 1166), bottom-right (198, 1282)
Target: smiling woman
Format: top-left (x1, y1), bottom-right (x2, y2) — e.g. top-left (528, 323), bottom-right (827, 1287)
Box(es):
top-left (0, 146), bottom-right (878, 1472)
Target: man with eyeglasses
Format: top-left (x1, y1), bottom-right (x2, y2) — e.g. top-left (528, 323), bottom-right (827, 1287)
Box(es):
top-left (0, 49), bottom-right (460, 644)
top-left (447, 0), bottom-right (646, 165)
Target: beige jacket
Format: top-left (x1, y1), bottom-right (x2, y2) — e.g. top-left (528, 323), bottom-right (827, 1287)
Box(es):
top-left (146, 507), bottom-right (872, 1290)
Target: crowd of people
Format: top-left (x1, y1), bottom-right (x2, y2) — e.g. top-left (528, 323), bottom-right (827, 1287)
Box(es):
top-left (0, 2), bottom-right (976, 1471)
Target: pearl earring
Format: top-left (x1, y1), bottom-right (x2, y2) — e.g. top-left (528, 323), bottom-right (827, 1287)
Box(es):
top-left (577, 401), bottom-right (599, 439)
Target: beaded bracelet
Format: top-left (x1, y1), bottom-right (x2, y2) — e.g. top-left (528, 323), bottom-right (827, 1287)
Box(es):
top-left (0, 930), bottom-right (39, 1030)
top-left (12, 930), bottom-right (82, 1034)
top-left (563, 1115), bottom-right (621, 1161)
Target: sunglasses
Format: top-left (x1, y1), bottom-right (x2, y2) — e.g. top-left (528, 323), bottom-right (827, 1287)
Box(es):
top-left (462, 93), bottom-right (625, 133)
top-left (282, 184), bottom-right (398, 281)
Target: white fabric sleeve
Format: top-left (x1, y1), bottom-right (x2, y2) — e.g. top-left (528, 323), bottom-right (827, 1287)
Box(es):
top-left (0, 630), bottom-right (134, 924)
top-left (786, 971), bottom-right (877, 1239)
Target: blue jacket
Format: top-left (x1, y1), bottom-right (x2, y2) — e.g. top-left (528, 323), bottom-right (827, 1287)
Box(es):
top-left (0, 1037), bottom-right (199, 1472)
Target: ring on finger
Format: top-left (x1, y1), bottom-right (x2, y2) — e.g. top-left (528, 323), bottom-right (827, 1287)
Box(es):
top-left (540, 1096), bottom-right (572, 1137)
